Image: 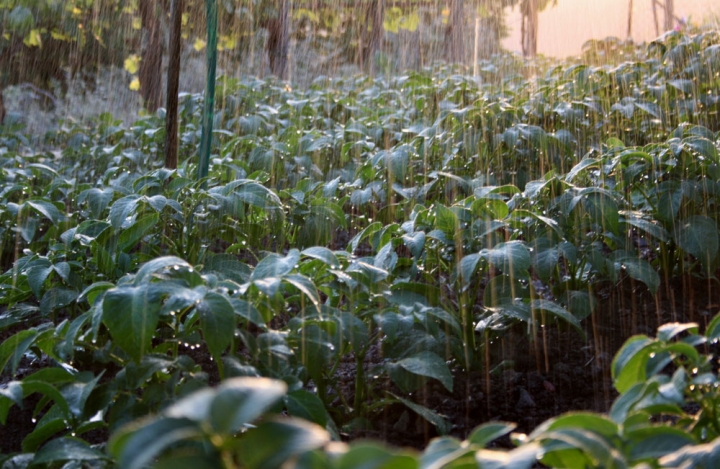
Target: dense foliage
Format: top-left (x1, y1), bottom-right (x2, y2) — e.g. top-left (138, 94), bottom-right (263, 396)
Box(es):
top-left (1, 28), bottom-right (720, 467)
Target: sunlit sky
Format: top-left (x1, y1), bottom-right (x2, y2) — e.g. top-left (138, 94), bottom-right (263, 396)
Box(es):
top-left (502, 0), bottom-right (720, 58)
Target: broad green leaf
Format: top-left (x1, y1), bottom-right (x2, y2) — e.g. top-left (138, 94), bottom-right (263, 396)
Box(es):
top-left (26, 264), bottom-right (53, 298)
top-left (656, 322), bottom-right (698, 342)
top-left (457, 253), bottom-right (481, 289)
top-left (613, 255), bottom-right (660, 294)
top-left (481, 241), bottom-right (531, 277)
top-left (252, 249), bottom-right (300, 280)
top-left (674, 215), bottom-right (719, 272)
top-left (102, 285), bottom-right (163, 362)
top-left (434, 204), bottom-right (459, 237)
top-left (475, 443), bottom-right (541, 469)
top-left (118, 212), bottom-right (159, 252)
top-left (659, 435), bottom-right (720, 468)
top-left (133, 256), bottom-right (192, 285)
top-left (209, 378), bottom-right (288, 433)
top-left (109, 195), bottom-right (141, 229)
top-left (79, 187), bottom-right (115, 219)
top-left (390, 393), bottom-right (450, 435)
top-left (339, 443), bottom-right (418, 469)
top-left (110, 417), bottom-right (202, 469)
top-left (530, 300), bottom-right (583, 335)
top-left (627, 426), bottom-right (696, 460)
top-left (484, 275), bottom-right (530, 307)
top-left (611, 335), bottom-right (655, 393)
top-left (284, 274), bottom-right (321, 308)
top-left (683, 136), bottom-right (719, 164)
top-left (393, 351), bottom-right (453, 392)
top-left (33, 438), bottom-right (108, 464)
top-left (301, 247), bottom-right (340, 268)
top-left (285, 389), bottom-right (328, 427)
top-left (236, 418), bottom-right (330, 468)
top-left (402, 232), bottom-right (426, 259)
top-left (25, 199), bottom-right (64, 225)
top-left (468, 422), bottom-right (516, 447)
top-left (197, 292), bottom-right (235, 358)
top-left (0, 328), bottom-right (42, 376)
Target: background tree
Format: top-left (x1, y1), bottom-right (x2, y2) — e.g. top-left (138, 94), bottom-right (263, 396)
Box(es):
top-left (138, 0), bottom-right (165, 111)
top-left (446, 0), bottom-right (466, 63)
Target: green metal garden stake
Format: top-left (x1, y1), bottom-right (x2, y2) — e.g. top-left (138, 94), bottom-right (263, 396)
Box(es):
top-left (198, 0), bottom-right (218, 185)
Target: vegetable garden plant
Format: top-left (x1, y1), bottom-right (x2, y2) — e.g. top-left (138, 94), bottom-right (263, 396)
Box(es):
top-left (1, 27), bottom-right (720, 467)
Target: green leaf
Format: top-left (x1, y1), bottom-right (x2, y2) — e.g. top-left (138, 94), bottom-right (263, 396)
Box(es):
top-left (611, 335), bottom-right (655, 393)
top-left (0, 328), bottom-right (42, 376)
top-left (656, 322), bottom-right (698, 342)
top-left (197, 292), bottom-right (235, 358)
top-left (402, 232), bottom-right (426, 259)
top-left (208, 377), bottom-right (288, 433)
top-left (26, 264), bottom-right (53, 298)
top-left (481, 241), bottom-right (531, 278)
top-left (627, 426), bottom-right (696, 460)
top-left (110, 417), bottom-right (203, 469)
top-left (684, 136), bottom-right (719, 164)
top-left (25, 199), bottom-right (64, 225)
top-left (484, 275), bottom-right (530, 307)
top-left (468, 422), bottom-right (517, 447)
top-left (337, 442), bottom-right (418, 469)
top-left (284, 274), bottom-right (320, 308)
top-left (531, 300), bottom-right (583, 336)
top-left (301, 247), bottom-right (340, 268)
top-left (390, 393), bottom-right (450, 435)
top-left (80, 187), bottom-right (115, 219)
top-left (252, 249), bottom-right (300, 280)
top-left (236, 418), bottom-right (330, 468)
top-left (393, 351), bottom-right (453, 392)
top-left (33, 438), bottom-right (108, 464)
top-left (134, 256), bottom-right (192, 285)
top-left (457, 253), bottom-right (481, 289)
top-left (612, 255), bottom-right (660, 294)
top-left (674, 215), bottom-right (719, 273)
top-left (109, 195), bottom-right (141, 229)
top-left (102, 285), bottom-right (163, 362)
top-left (475, 443), bottom-right (541, 469)
top-left (434, 204), bottom-right (459, 237)
top-left (285, 389), bottom-right (328, 427)
top-left (706, 312), bottom-right (720, 341)
top-left (118, 212), bottom-right (159, 252)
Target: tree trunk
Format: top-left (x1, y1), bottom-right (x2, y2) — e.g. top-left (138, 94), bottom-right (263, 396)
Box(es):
top-left (664, 0), bottom-right (674, 32)
top-left (164, 0), bottom-right (182, 170)
top-left (446, 0), bottom-right (465, 64)
top-left (651, 0), bottom-right (660, 36)
top-left (267, 0), bottom-right (290, 79)
top-left (139, 0), bottom-right (164, 111)
top-left (522, 0), bottom-right (538, 58)
top-left (362, 0), bottom-right (384, 74)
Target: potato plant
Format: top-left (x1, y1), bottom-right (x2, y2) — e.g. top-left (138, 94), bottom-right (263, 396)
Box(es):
top-left (0, 28), bottom-right (720, 468)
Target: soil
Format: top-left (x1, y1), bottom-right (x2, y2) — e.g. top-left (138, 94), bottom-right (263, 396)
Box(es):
top-left (2, 273), bottom-right (718, 455)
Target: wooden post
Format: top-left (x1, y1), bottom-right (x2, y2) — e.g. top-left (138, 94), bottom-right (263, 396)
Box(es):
top-left (164, 0), bottom-right (183, 170)
top-left (627, 0), bottom-right (634, 39)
